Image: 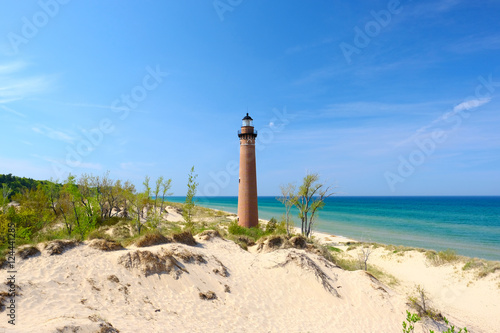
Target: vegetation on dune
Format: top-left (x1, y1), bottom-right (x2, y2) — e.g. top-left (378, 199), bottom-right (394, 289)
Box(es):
top-left (462, 258), bottom-right (500, 278)
top-left (426, 249), bottom-right (460, 266)
top-left (0, 172), bottom-right (492, 332)
top-left (183, 166), bottom-right (198, 228)
top-left (0, 170), bottom-right (184, 258)
top-left (402, 285), bottom-right (471, 333)
top-left (277, 172), bottom-right (335, 238)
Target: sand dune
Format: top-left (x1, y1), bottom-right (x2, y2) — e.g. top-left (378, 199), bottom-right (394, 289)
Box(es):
top-left (1, 231), bottom-right (498, 332)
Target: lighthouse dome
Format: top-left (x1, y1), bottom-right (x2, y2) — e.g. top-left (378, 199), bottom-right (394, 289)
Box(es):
top-left (242, 113), bottom-right (253, 127)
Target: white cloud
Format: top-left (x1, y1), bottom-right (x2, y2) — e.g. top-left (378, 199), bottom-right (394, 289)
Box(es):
top-left (0, 61), bottom-right (52, 104)
top-left (448, 35), bottom-right (500, 54)
top-left (32, 125), bottom-right (77, 143)
top-left (33, 154), bottom-right (103, 172)
top-left (0, 61), bottom-right (26, 75)
top-left (453, 98), bottom-right (491, 112)
top-left (0, 104), bottom-right (26, 118)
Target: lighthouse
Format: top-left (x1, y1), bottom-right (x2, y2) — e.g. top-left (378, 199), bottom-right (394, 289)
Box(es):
top-left (237, 113), bottom-right (258, 228)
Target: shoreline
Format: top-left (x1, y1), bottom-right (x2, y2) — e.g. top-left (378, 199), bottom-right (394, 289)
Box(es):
top-left (184, 196), bottom-right (500, 262)
top-left (209, 207), bottom-right (500, 265)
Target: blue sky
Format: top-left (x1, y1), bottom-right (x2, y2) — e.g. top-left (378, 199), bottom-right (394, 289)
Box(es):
top-left (1, 0), bottom-right (499, 196)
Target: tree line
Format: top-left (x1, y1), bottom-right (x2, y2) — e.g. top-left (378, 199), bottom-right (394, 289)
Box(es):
top-left (0, 169), bottom-right (201, 246)
top-left (0, 174), bottom-right (55, 200)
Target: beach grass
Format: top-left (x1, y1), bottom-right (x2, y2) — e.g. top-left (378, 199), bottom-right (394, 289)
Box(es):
top-left (462, 258), bottom-right (500, 278)
top-left (425, 249), bottom-right (460, 265)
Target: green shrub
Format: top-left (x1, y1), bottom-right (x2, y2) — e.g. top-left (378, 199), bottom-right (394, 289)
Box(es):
top-left (87, 228), bottom-right (113, 241)
top-left (265, 217), bottom-right (278, 233)
top-left (227, 222), bottom-right (266, 241)
top-left (402, 310), bottom-right (420, 333)
top-left (99, 216), bottom-right (127, 227)
top-left (426, 249), bottom-right (460, 266)
top-left (327, 245), bottom-right (342, 253)
top-left (32, 228), bottom-right (72, 244)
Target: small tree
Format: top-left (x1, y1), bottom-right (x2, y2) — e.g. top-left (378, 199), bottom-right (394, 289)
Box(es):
top-left (183, 166), bottom-right (198, 226)
top-left (276, 183), bottom-right (295, 236)
top-left (292, 173), bottom-right (334, 238)
top-left (142, 175), bottom-right (152, 219)
top-left (44, 179), bottom-right (60, 216)
top-left (1, 183), bottom-right (12, 213)
top-left (153, 176), bottom-right (163, 214)
top-left (358, 246), bottom-right (372, 271)
top-left (160, 178), bottom-right (172, 214)
top-left (131, 192), bottom-right (148, 234)
top-left (63, 175), bottom-right (97, 240)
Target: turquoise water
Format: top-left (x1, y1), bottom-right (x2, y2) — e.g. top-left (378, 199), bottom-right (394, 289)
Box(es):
top-left (166, 196), bottom-right (500, 261)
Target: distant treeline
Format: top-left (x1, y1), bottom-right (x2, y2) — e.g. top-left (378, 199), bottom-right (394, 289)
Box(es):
top-left (0, 173), bottom-right (60, 199)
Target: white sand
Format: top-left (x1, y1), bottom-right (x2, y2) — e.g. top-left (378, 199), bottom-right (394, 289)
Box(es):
top-left (1, 229), bottom-right (498, 332)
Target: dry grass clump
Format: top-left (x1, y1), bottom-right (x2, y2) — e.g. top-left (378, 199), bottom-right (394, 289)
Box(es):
top-left (0, 291), bottom-right (9, 311)
top-left (212, 257), bottom-right (229, 277)
top-left (272, 251), bottom-right (340, 297)
top-left (197, 229), bottom-right (222, 241)
top-left (135, 232), bottom-right (172, 248)
top-left (96, 322), bottom-right (120, 333)
top-left (407, 285), bottom-right (444, 321)
top-left (231, 235), bottom-right (255, 250)
top-left (345, 242), bottom-right (362, 251)
top-left (107, 275), bottom-right (120, 283)
top-left (256, 235), bottom-right (290, 252)
top-left (162, 247), bottom-right (206, 264)
top-left (56, 322), bottom-right (119, 333)
top-left (118, 250), bottom-right (186, 278)
top-left (425, 249), bottom-right (460, 266)
top-left (17, 245), bottom-right (41, 259)
top-left (383, 244), bottom-right (422, 254)
top-left (44, 240), bottom-right (80, 255)
top-left (199, 290), bottom-right (217, 300)
top-left (89, 239), bottom-right (124, 252)
top-left (462, 258), bottom-right (500, 278)
top-left (289, 235), bottom-right (307, 249)
top-left (172, 231), bottom-right (197, 246)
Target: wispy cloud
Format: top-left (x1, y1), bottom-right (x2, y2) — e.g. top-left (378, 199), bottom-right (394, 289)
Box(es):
top-left (395, 97), bottom-right (492, 147)
top-left (409, 0), bottom-right (463, 17)
top-left (32, 154), bottom-right (103, 171)
top-left (0, 104), bottom-right (26, 118)
top-left (31, 125), bottom-right (77, 143)
top-left (447, 34), bottom-right (500, 54)
top-left (0, 61), bottom-right (52, 104)
top-left (453, 98), bottom-right (491, 112)
top-left (27, 98), bottom-right (150, 113)
top-left (0, 62), bottom-right (26, 75)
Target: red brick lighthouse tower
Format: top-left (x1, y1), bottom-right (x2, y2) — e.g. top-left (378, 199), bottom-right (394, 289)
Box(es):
top-left (237, 113), bottom-right (258, 228)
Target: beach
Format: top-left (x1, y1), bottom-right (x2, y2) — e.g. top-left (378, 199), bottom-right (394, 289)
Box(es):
top-left (171, 196), bottom-right (500, 261)
top-left (2, 206), bottom-right (499, 332)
